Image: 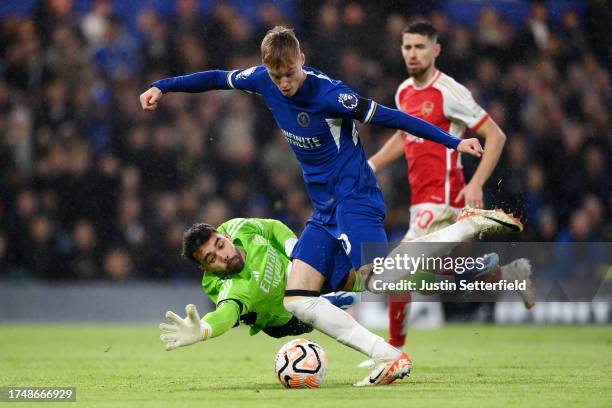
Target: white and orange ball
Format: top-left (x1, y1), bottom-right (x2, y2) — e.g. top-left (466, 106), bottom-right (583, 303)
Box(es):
top-left (274, 338), bottom-right (328, 388)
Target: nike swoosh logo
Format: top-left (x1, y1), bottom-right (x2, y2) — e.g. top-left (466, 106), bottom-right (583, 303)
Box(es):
top-left (369, 368), bottom-right (385, 384)
top-left (482, 215), bottom-right (520, 232)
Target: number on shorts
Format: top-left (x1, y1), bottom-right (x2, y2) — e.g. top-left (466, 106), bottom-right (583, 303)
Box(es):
top-left (415, 209), bottom-right (434, 229)
top-left (338, 233), bottom-right (351, 255)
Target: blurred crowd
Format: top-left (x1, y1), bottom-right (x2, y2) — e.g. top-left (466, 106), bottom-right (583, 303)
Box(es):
top-left (0, 0), bottom-right (610, 281)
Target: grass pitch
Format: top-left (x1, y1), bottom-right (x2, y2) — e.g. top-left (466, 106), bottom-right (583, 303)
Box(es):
top-left (1, 324), bottom-right (611, 407)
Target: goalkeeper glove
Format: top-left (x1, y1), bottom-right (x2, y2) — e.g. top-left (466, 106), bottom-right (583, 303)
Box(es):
top-left (159, 304), bottom-right (212, 351)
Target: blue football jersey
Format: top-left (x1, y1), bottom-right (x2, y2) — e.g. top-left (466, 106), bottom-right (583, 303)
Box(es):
top-left (226, 65), bottom-right (380, 222)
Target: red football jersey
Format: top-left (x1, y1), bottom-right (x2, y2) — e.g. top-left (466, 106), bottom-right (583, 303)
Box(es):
top-left (395, 70), bottom-right (489, 207)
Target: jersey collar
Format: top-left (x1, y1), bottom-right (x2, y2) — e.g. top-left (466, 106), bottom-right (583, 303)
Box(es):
top-left (412, 69), bottom-right (441, 90)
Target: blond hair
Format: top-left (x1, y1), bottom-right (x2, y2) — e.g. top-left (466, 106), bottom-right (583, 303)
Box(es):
top-left (260, 26), bottom-right (301, 69)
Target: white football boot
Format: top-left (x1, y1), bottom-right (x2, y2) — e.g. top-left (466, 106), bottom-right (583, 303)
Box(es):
top-left (354, 352), bottom-right (412, 387)
top-left (457, 208), bottom-right (524, 236)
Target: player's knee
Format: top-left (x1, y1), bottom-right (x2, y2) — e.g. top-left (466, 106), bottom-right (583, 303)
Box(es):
top-left (283, 296), bottom-right (300, 309)
top-left (283, 294), bottom-right (320, 325)
top-left (284, 290), bottom-right (320, 303)
top-left (284, 291), bottom-right (313, 311)
top-left (284, 289), bottom-right (321, 313)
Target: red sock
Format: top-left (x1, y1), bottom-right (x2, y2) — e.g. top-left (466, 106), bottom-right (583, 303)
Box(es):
top-left (388, 292), bottom-right (411, 348)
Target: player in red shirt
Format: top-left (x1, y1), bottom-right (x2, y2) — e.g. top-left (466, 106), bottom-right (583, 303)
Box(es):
top-left (367, 21), bottom-right (535, 354)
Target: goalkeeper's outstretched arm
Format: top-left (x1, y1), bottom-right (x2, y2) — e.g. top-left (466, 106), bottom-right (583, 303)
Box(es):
top-left (159, 302), bottom-right (240, 351)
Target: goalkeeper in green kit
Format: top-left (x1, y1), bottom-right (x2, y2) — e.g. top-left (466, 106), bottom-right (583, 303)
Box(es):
top-left (160, 209), bottom-right (523, 351)
top-left (159, 218), bottom-right (358, 350)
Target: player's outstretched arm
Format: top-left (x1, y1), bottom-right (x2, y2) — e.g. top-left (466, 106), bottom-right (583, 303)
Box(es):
top-left (140, 67), bottom-right (265, 112)
top-left (140, 70), bottom-right (236, 111)
top-left (366, 102), bottom-right (483, 157)
top-left (160, 304), bottom-right (212, 351)
top-left (159, 302), bottom-right (240, 350)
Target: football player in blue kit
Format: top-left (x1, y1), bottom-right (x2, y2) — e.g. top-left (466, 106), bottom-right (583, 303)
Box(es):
top-left (140, 26), bottom-right (487, 386)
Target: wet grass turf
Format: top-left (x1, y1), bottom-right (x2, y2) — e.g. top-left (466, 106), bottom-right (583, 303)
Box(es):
top-left (1, 324), bottom-right (611, 407)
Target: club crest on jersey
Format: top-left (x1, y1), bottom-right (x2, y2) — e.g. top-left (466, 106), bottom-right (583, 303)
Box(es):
top-left (338, 93), bottom-right (358, 110)
top-left (421, 101), bottom-right (434, 117)
top-left (236, 66), bottom-right (256, 80)
top-left (297, 112), bottom-right (310, 127)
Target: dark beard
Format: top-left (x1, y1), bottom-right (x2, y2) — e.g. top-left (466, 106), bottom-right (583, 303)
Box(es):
top-left (226, 252), bottom-right (245, 275)
top-left (408, 63), bottom-right (431, 79)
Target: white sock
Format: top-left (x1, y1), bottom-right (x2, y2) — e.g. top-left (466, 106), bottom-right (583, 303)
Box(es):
top-left (392, 219), bottom-right (477, 260)
top-left (373, 219), bottom-right (477, 288)
top-left (409, 219), bottom-right (477, 244)
top-left (284, 296), bottom-right (401, 361)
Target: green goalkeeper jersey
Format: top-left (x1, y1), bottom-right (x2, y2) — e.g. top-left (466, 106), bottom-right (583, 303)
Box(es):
top-left (201, 218), bottom-right (297, 337)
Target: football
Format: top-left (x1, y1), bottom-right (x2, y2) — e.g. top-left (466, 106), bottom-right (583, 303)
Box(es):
top-left (274, 338), bottom-right (328, 388)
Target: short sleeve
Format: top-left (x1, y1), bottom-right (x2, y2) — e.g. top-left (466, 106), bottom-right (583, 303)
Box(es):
top-left (226, 65), bottom-right (267, 95)
top-left (441, 79), bottom-right (488, 130)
